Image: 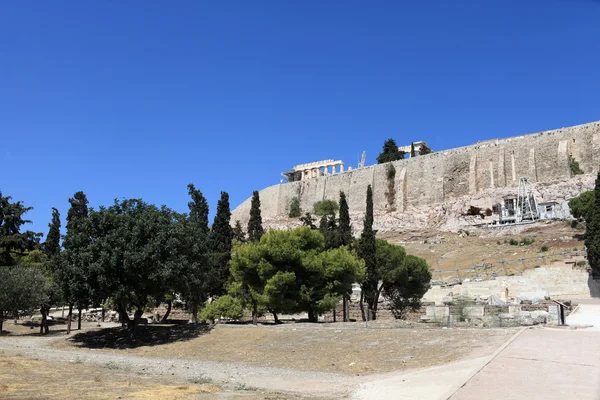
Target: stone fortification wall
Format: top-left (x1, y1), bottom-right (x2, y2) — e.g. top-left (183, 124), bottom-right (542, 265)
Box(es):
top-left (232, 121), bottom-right (600, 229)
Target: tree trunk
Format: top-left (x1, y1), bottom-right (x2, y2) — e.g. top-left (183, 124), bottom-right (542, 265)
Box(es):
top-left (101, 306), bottom-right (105, 323)
top-left (333, 308), bottom-right (336, 322)
top-left (61, 305), bottom-right (65, 318)
top-left (252, 303), bottom-right (258, 325)
top-left (66, 304), bottom-right (73, 334)
top-left (307, 308), bottom-right (317, 323)
top-left (359, 290), bottom-right (366, 322)
top-left (40, 307), bottom-right (48, 335)
top-left (272, 312), bottom-right (280, 324)
top-left (119, 302), bottom-right (131, 328)
top-left (342, 296), bottom-right (348, 322)
top-left (160, 300), bottom-right (172, 323)
top-left (77, 308), bottom-right (82, 330)
top-left (0, 315), bottom-right (4, 333)
top-left (190, 301), bottom-right (199, 324)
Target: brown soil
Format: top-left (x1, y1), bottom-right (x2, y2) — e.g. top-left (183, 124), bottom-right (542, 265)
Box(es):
top-left (56, 324), bottom-right (518, 375)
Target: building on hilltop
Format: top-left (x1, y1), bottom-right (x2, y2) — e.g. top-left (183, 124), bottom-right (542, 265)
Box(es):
top-left (282, 159), bottom-right (345, 182)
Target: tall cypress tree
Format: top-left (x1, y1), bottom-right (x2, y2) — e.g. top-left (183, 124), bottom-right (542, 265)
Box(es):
top-left (210, 191), bottom-right (234, 296)
top-left (44, 208), bottom-right (61, 259)
top-left (585, 171), bottom-right (600, 278)
top-left (358, 185), bottom-right (378, 320)
top-left (187, 184), bottom-right (209, 233)
top-left (232, 220), bottom-right (246, 243)
top-left (0, 191), bottom-right (40, 266)
top-left (338, 192), bottom-right (352, 246)
top-left (61, 191), bottom-right (91, 333)
top-left (247, 191), bottom-right (264, 242)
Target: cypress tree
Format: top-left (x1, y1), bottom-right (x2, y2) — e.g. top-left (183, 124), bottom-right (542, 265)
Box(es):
top-left (358, 185), bottom-right (378, 320)
top-left (585, 171), bottom-right (600, 278)
top-left (44, 208), bottom-right (61, 259)
top-left (210, 191), bottom-right (234, 296)
top-left (376, 139), bottom-right (405, 164)
top-left (187, 184), bottom-right (209, 233)
top-left (233, 220), bottom-right (246, 243)
top-left (247, 191), bottom-right (264, 242)
top-left (410, 142), bottom-right (416, 158)
top-left (338, 192), bottom-right (352, 246)
top-left (319, 214), bottom-right (328, 235)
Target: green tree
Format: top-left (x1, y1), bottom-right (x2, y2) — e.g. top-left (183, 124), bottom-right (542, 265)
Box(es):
top-left (230, 228), bottom-right (365, 323)
top-left (232, 220), bottom-right (246, 243)
top-left (410, 142), bottom-right (416, 158)
top-left (0, 192), bottom-right (41, 266)
top-left (0, 264), bottom-right (49, 333)
top-left (289, 197), bottom-right (302, 218)
top-left (300, 212), bottom-right (317, 230)
top-left (187, 184), bottom-right (209, 233)
top-left (44, 208), bottom-right (61, 258)
top-left (247, 191), bottom-right (264, 242)
top-left (338, 192), bottom-right (352, 246)
top-left (376, 139), bottom-right (405, 164)
top-left (89, 199), bottom-right (178, 330)
top-left (209, 191), bottom-right (234, 297)
top-left (59, 191), bottom-right (92, 333)
top-left (313, 200), bottom-right (339, 216)
top-left (585, 172), bottom-right (600, 278)
top-left (569, 191), bottom-right (595, 221)
top-left (358, 185), bottom-right (378, 320)
top-left (39, 209), bottom-right (62, 334)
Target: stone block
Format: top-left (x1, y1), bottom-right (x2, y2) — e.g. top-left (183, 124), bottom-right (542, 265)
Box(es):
top-left (508, 305), bottom-right (522, 314)
top-left (464, 306), bottom-right (485, 318)
top-left (426, 305), bottom-right (449, 317)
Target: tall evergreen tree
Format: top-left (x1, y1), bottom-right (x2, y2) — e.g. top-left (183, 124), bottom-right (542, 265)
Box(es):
top-left (376, 139), bottom-right (405, 164)
top-left (247, 191), bottom-right (264, 242)
top-left (410, 142), bottom-right (416, 158)
top-left (187, 184), bottom-right (209, 233)
top-left (60, 191), bottom-right (91, 334)
top-left (210, 191), bottom-right (234, 296)
top-left (44, 208), bottom-right (61, 258)
top-left (232, 220), bottom-right (246, 243)
top-left (585, 171), bottom-right (600, 278)
top-left (338, 192), bottom-right (352, 246)
top-left (358, 185), bottom-right (378, 320)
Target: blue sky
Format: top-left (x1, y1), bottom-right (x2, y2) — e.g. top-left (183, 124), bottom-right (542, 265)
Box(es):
top-left (1, 0), bottom-right (599, 236)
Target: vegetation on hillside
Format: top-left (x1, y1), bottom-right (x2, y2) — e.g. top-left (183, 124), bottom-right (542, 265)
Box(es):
top-left (376, 138), bottom-right (405, 164)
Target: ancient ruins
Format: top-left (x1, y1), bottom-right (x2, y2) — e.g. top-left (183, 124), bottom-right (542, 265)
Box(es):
top-left (282, 159), bottom-right (345, 182)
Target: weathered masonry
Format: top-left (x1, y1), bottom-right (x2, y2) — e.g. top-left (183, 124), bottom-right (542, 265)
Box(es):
top-left (232, 121), bottom-right (600, 226)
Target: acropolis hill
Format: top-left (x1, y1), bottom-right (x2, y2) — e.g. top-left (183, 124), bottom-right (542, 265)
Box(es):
top-left (232, 121), bottom-right (600, 233)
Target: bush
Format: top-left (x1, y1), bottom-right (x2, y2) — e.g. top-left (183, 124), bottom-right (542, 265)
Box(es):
top-left (288, 197), bottom-right (301, 218)
top-left (569, 191), bottom-right (594, 221)
top-left (541, 245), bottom-right (549, 252)
top-left (199, 295), bottom-right (245, 323)
top-left (509, 237), bottom-right (535, 246)
top-left (313, 200), bottom-right (339, 216)
top-left (569, 155), bottom-right (584, 176)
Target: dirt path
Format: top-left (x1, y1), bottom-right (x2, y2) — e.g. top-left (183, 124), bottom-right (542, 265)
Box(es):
top-left (0, 336), bottom-right (355, 397)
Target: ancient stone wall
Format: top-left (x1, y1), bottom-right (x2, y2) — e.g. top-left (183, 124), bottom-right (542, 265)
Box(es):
top-left (231, 121), bottom-right (600, 227)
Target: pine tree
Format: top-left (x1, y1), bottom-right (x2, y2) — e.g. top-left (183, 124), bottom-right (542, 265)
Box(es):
top-left (410, 142), bottom-right (416, 158)
top-left (358, 185), bottom-right (378, 320)
top-left (247, 191), bottom-right (264, 242)
top-left (187, 184), bottom-right (209, 233)
top-left (585, 171), bottom-right (600, 278)
top-left (233, 220), bottom-right (246, 243)
top-left (338, 192), bottom-right (352, 246)
top-left (0, 191), bottom-right (41, 266)
top-left (44, 208), bottom-right (61, 258)
top-left (376, 139), bottom-right (405, 164)
top-left (210, 191), bottom-right (234, 296)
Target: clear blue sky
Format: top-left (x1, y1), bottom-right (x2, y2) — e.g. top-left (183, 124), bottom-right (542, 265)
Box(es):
top-left (1, 0), bottom-right (599, 236)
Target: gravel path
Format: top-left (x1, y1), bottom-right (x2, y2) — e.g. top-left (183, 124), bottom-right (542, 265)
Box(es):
top-left (0, 336), bottom-right (357, 397)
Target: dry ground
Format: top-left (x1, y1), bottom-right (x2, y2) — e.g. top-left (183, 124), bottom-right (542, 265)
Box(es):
top-left (55, 324), bottom-right (518, 375)
top-left (0, 352), bottom-right (328, 400)
top-left (379, 221), bottom-right (585, 278)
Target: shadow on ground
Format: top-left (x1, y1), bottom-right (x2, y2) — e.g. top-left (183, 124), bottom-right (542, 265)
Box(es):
top-left (68, 323), bottom-right (213, 349)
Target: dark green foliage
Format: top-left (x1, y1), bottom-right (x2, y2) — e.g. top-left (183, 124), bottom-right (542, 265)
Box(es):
top-left (509, 237), bottom-right (535, 246)
top-left (569, 156), bottom-right (584, 176)
top-left (385, 164), bottom-right (396, 209)
top-left (585, 171), bottom-right (600, 277)
top-left (232, 220), bottom-right (246, 243)
top-left (569, 191), bottom-right (595, 221)
top-left (541, 245), bottom-right (549, 252)
top-left (300, 212), bottom-right (317, 230)
top-left (200, 295), bottom-right (244, 322)
top-left (358, 185), bottom-right (378, 319)
top-left (0, 264), bottom-right (49, 332)
top-left (209, 191), bottom-right (234, 297)
top-left (383, 254), bottom-right (431, 319)
top-left (89, 199), bottom-right (180, 328)
top-left (410, 143), bottom-right (416, 158)
top-left (229, 227), bottom-right (365, 323)
top-left (338, 192), bottom-right (352, 246)
top-left (44, 208), bottom-right (61, 258)
top-left (288, 197), bottom-right (301, 218)
top-left (376, 138), bottom-right (405, 164)
top-left (247, 191), bottom-right (264, 242)
top-left (0, 192), bottom-right (41, 266)
top-left (187, 184), bottom-right (209, 233)
top-left (313, 199), bottom-right (339, 216)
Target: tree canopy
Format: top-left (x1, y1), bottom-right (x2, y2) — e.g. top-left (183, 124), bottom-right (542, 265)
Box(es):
top-left (585, 172), bottom-right (600, 278)
top-left (248, 191), bottom-right (264, 242)
top-left (376, 138), bottom-right (405, 164)
top-left (569, 191), bottom-right (595, 221)
top-left (0, 192), bottom-right (41, 266)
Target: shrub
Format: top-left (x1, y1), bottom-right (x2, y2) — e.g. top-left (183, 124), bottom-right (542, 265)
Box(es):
top-left (199, 295), bottom-right (245, 323)
top-left (569, 155), bottom-right (584, 176)
top-left (313, 200), bottom-right (339, 216)
top-left (509, 237), bottom-right (535, 246)
top-left (288, 197), bottom-right (301, 218)
top-left (540, 245), bottom-right (549, 252)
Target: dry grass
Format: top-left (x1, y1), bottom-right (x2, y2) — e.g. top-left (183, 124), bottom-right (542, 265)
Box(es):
top-left (0, 355), bottom-right (318, 400)
top-left (59, 324), bottom-right (517, 375)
